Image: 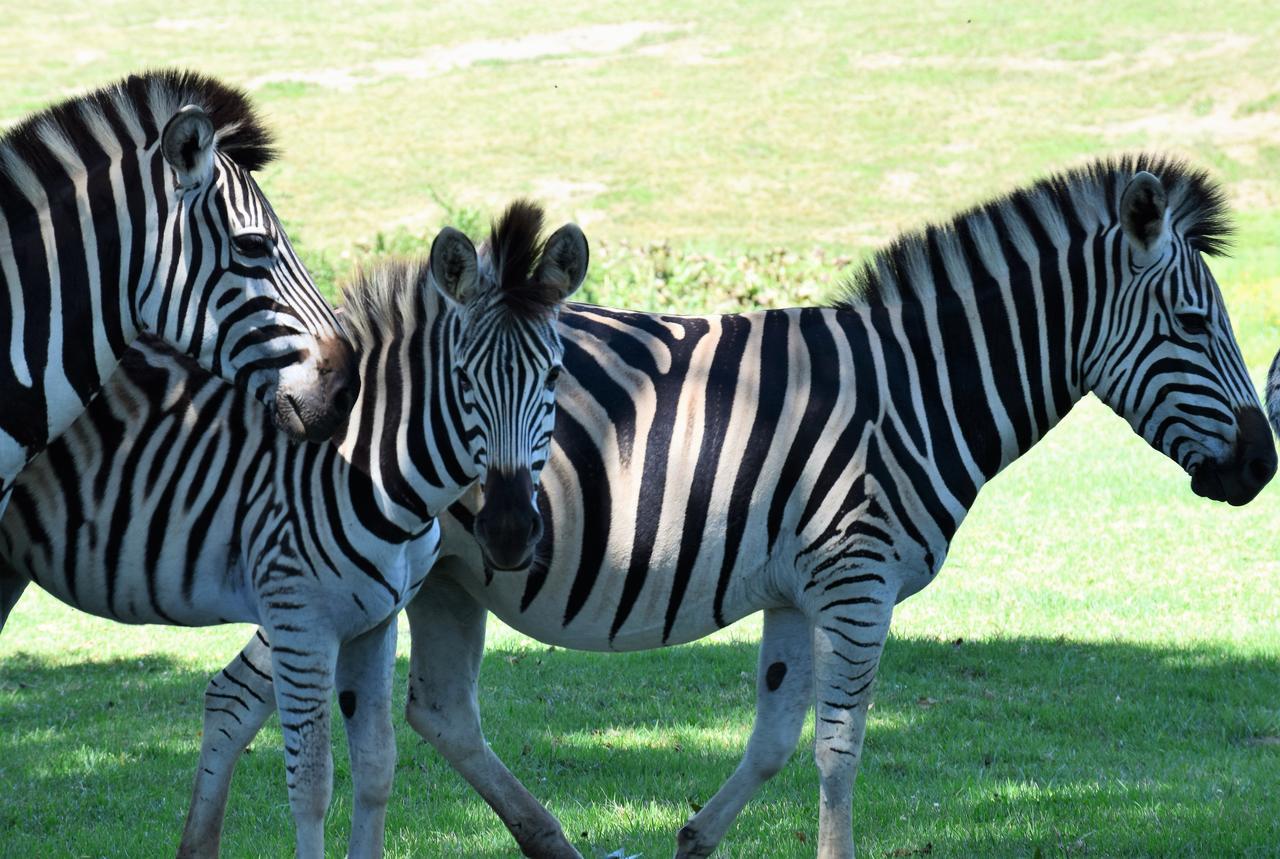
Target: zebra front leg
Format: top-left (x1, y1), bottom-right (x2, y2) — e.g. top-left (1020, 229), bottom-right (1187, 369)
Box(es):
top-left (270, 634), bottom-right (340, 859)
top-left (675, 606), bottom-right (814, 859)
top-left (809, 581), bottom-right (895, 859)
top-left (404, 570), bottom-right (581, 859)
top-left (178, 630), bottom-right (277, 858)
top-left (336, 617), bottom-right (398, 859)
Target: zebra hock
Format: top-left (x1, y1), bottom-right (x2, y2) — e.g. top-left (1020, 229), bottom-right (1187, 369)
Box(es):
top-left (0, 201), bottom-right (589, 859)
top-left (183, 156), bottom-right (1271, 859)
top-left (0, 70), bottom-right (358, 521)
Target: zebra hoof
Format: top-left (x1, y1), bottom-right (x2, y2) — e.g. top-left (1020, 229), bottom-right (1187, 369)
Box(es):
top-left (674, 824), bottom-right (717, 859)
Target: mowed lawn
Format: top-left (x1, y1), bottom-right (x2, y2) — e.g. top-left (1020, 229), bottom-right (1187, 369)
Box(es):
top-left (2, 2), bottom-right (1280, 857)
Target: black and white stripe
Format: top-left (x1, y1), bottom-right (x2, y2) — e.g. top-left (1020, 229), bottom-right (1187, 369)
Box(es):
top-left (144, 156), bottom-right (1273, 859)
top-left (0, 202), bottom-right (589, 858)
top-left (0, 70), bottom-right (357, 521)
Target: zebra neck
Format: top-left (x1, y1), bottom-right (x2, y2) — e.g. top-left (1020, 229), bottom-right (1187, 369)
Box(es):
top-left (0, 130), bottom-right (158, 416)
top-left (871, 229), bottom-right (1097, 516)
top-left (333, 301), bottom-right (477, 537)
top-left (132, 149), bottom-right (223, 352)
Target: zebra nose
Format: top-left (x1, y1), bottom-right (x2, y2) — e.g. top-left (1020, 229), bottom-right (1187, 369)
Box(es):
top-left (475, 469), bottom-right (540, 571)
top-left (1237, 407), bottom-right (1277, 492)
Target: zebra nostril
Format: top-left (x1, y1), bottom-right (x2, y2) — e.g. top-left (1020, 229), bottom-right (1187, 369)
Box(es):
top-left (1247, 455), bottom-right (1276, 485)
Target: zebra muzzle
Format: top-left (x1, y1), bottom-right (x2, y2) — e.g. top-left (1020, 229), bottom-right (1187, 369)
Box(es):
top-left (473, 469), bottom-right (543, 572)
top-left (1189, 407), bottom-right (1276, 506)
top-left (273, 336), bottom-right (361, 443)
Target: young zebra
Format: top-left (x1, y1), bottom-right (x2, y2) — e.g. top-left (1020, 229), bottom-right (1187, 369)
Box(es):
top-left (183, 156), bottom-right (1274, 859)
top-left (0, 202), bottom-right (589, 859)
top-left (0, 70), bottom-right (357, 526)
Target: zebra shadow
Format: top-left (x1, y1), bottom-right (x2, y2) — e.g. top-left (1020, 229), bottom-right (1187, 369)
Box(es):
top-left (407, 632), bottom-right (1280, 858)
top-left (1, 636), bottom-right (1277, 857)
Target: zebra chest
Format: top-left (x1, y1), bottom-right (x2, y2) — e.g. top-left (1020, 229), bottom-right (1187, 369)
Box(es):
top-left (254, 518), bottom-right (443, 641)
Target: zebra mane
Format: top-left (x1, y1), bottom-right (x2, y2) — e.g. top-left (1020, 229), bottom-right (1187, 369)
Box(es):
top-left (0, 69), bottom-right (276, 185)
top-left (834, 154), bottom-right (1233, 310)
top-left (339, 201), bottom-right (562, 347)
top-left (478, 199), bottom-right (563, 321)
top-left (338, 258), bottom-right (431, 349)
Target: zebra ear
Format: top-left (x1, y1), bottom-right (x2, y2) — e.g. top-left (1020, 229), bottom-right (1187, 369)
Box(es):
top-left (429, 227), bottom-right (480, 307)
top-left (535, 223), bottom-right (589, 300)
top-left (1120, 171), bottom-right (1169, 264)
top-left (161, 105), bottom-right (216, 191)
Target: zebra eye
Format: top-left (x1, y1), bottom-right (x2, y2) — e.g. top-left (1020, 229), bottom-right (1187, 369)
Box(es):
top-left (232, 232), bottom-right (274, 258)
top-left (456, 370), bottom-right (474, 396)
top-left (545, 366), bottom-right (562, 387)
top-left (1175, 312), bottom-right (1209, 336)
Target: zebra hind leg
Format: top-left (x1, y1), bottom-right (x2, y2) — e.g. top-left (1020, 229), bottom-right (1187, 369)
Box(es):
top-left (178, 630), bottom-right (278, 859)
top-left (675, 606), bottom-right (813, 859)
top-left (335, 617), bottom-right (398, 859)
top-left (0, 561), bottom-right (28, 635)
top-left (269, 632), bottom-right (340, 858)
top-left (404, 570), bottom-right (582, 859)
top-left (808, 573), bottom-right (896, 859)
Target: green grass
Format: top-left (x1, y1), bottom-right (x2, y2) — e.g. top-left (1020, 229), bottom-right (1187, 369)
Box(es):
top-left (3, 2), bottom-right (1280, 857)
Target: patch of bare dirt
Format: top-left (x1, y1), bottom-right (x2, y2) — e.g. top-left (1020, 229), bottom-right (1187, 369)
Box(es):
top-left (247, 22), bottom-right (686, 91)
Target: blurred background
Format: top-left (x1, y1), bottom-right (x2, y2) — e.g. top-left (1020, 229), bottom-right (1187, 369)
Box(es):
top-left (2, 3), bottom-right (1278, 856)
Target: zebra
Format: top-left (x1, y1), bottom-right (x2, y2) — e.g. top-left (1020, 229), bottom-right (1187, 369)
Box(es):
top-left (0, 201), bottom-right (590, 859)
top-left (1268, 350), bottom-right (1280, 436)
top-left (0, 69), bottom-right (358, 528)
top-left (169, 155), bottom-right (1275, 859)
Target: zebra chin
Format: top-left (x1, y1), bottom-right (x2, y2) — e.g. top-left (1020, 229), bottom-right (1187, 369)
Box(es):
top-left (1188, 407), bottom-right (1277, 506)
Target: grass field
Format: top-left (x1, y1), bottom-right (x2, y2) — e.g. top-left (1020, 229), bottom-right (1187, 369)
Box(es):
top-left (3, 2), bottom-right (1280, 857)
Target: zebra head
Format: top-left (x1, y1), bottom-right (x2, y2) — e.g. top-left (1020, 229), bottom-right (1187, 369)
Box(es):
top-left (429, 202), bottom-right (588, 571)
top-left (142, 95), bottom-right (358, 443)
top-left (1090, 169), bottom-right (1275, 506)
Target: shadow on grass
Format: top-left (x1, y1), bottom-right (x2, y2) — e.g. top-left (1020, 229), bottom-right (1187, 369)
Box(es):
top-left (1, 636), bottom-right (1278, 856)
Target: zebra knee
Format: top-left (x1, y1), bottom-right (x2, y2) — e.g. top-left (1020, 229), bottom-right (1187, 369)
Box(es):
top-left (746, 735), bottom-right (795, 781)
top-left (353, 745), bottom-right (396, 808)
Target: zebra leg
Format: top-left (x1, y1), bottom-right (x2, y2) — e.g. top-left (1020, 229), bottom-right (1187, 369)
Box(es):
top-left (809, 581), bottom-right (895, 859)
top-left (404, 570), bottom-right (581, 859)
top-left (675, 606), bottom-right (813, 859)
top-left (335, 617), bottom-right (398, 859)
top-left (0, 563), bottom-right (27, 634)
top-left (178, 630), bottom-right (278, 858)
top-left (269, 634), bottom-right (340, 859)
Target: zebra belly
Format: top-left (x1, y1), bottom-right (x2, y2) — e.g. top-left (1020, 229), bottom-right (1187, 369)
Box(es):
top-left (446, 541), bottom-right (786, 653)
top-left (16, 540), bottom-right (252, 627)
top-left (1, 478), bottom-right (257, 627)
